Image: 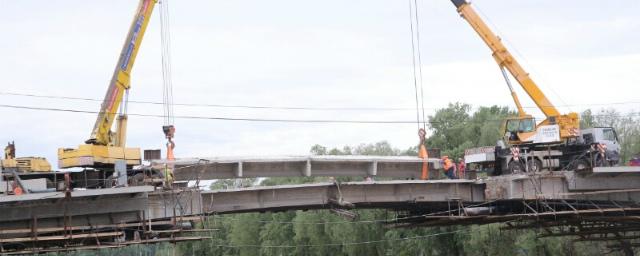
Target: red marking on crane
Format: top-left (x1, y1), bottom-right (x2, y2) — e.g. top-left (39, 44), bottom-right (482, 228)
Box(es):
top-left (141, 0), bottom-right (151, 13)
top-left (106, 87), bottom-right (120, 111)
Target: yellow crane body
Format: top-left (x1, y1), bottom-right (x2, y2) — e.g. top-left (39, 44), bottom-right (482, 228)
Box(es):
top-left (58, 144), bottom-right (140, 168)
top-left (58, 0), bottom-right (157, 168)
top-left (451, 0), bottom-right (580, 144)
top-left (2, 158), bottom-right (53, 172)
top-left (1, 142), bottom-right (51, 172)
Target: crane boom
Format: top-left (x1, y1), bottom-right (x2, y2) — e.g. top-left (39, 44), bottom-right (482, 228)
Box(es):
top-left (58, 0), bottom-right (157, 168)
top-left (451, 0), bottom-right (559, 117)
top-left (450, 0), bottom-right (579, 142)
top-left (88, 0), bottom-right (157, 145)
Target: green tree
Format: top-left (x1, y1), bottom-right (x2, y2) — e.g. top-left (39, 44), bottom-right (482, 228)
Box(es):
top-left (427, 103), bottom-right (513, 159)
top-left (428, 102), bottom-right (472, 155)
top-left (210, 178), bottom-right (257, 190)
top-left (229, 213), bottom-right (263, 256)
top-left (580, 109), bottom-right (595, 129)
top-left (260, 212), bottom-right (297, 256)
top-left (292, 211), bottom-right (338, 256)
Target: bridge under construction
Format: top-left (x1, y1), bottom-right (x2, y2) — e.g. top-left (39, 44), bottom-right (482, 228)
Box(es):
top-left (1, 156), bottom-right (640, 254)
top-left (2, 0), bottom-right (637, 254)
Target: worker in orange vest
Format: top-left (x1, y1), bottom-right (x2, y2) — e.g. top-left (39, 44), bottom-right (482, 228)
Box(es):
top-left (12, 181), bottom-right (23, 195)
top-left (457, 158), bottom-right (466, 179)
top-left (442, 156), bottom-right (456, 179)
top-left (418, 128), bottom-right (429, 180)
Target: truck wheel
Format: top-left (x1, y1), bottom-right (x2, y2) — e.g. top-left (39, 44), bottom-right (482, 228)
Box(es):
top-left (508, 161), bottom-right (525, 174)
top-left (527, 159), bottom-right (543, 172)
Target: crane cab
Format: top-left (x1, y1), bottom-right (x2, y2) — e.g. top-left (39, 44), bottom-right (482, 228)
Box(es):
top-left (503, 116), bottom-right (537, 145)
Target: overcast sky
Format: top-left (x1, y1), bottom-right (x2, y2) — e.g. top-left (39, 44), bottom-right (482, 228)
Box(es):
top-left (0, 0), bottom-right (638, 168)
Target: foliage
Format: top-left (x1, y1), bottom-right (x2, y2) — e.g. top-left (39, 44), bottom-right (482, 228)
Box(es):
top-left (311, 141), bottom-right (411, 156)
top-left (209, 178), bottom-right (257, 190)
top-left (426, 103), bottom-right (514, 159)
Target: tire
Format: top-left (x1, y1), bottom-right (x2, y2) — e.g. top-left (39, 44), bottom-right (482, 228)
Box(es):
top-left (527, 159), bottom-right (543, 173)
top-left (508, 160), bottom-right (525, 174)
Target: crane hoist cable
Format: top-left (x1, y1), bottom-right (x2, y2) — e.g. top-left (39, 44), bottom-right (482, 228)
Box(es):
top-left (408, 0), bottom-right (427, 130)
top-left (412, 0), bottom-right (426, 131)
top-left (408, 0), bottom-right (429, 180)
top-left (409, 0), bottom-right (420, 129)
top-left (160, 0), bottom-right (175, 126)
top-left (160, 0), bottom-right (176, 168)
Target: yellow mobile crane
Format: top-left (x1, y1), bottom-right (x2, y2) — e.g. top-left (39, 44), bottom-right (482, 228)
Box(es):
top-left (58, 0), bottom-right (157, 169)
top-left (1, 142), bottom-right (51, 172)
top-left (451, 0), bottom-right (620, 173)
top-left (450, 0), bottom-right (580, 145)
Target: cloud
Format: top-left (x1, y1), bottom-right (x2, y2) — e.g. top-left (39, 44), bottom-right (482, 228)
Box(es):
top-left (0, 0), bottom-right (637, 169)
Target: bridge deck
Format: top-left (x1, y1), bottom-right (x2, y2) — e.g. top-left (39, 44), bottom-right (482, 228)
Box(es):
top-left (157, 155), bottom-right (443, 181)
top-left (200, 180), bottom-right (484, 214)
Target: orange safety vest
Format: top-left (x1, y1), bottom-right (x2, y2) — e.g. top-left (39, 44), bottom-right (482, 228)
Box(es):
top-left (13, 186), bottom-right (23, 196)
top-left (443, 158), bottom-right (453, 170)
top-left (419, 145), bottom-right (429, 180)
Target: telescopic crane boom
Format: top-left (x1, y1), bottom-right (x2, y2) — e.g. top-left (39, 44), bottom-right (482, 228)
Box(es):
top-left (450, 0), bottom-right (580, 144)
top-left (58, 0), bottom-right (157, 168)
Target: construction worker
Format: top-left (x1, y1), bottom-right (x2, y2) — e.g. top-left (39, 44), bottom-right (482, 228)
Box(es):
top-left (457, 158), bottom-right (466, 179)
top-left (418, 128), bottom-right (429, 180)
top-left (12, 180), bottom-right (23, 195)
top-left (442, 156), bottom-right (455, 179)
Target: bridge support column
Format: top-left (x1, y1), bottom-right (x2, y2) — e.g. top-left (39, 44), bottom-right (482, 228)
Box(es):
top-left (368, 161), bottom-right (378, 177)
top-left (303, 160), bottom-right (311, 177)
top-left (234, 162), bottom-right (243, 178)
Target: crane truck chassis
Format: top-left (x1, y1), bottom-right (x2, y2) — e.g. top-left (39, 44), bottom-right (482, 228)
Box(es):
top-left (465, 127), bottom-right (621, 175)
